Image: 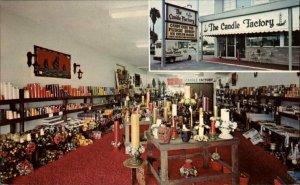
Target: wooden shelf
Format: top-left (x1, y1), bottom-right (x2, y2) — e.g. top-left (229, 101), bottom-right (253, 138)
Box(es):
top-left (0, 99), bottom-right (20, 105)
top-left (0, 118), bottom-right (23, 126)
top-left (65, 108), bottom-right (88, 114)
top-left (24, 112), bottom-right (61, 121)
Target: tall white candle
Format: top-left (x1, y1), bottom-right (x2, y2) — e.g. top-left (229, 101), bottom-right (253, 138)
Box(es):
top-left (214, 106), bottom-right (218, 117)
top-left (131, 114), bottom-right (140, 147)
top-left (189, 106), bottom-right (193, 128)
top-left (184, 86), bottom-right (191, 99)
top-left (221, 109), bottom-right (230, 122)
top-left (142, 96), bottom-right (145, 105)
top-left (172, 104), bottom-right (177, 116)
top-left (163, 107), bottom-right (168, 122)
top-left (153, 107), bottom-right (157, 124)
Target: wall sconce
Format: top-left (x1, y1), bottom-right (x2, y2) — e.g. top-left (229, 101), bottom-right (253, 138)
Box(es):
top-left (26, 51), bottom-right (39, 74)
top-left (254, 72), bottom-right (258, 78)
top-left (73, 63), bottom-right (83, 79)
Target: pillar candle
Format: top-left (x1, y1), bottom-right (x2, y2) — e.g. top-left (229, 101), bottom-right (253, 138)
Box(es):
top-left (210, 120), bottom-right (216, 134)
top-left (152, 107), bottom-right (157, 124)
top-left (202, 97), bottom-right (206, 112)
top-left (146, 91), bottom-right (150, 107)
top-left (40, 128), bottom-right (44, 136)
top-left (163, 97), bottom-right (167, 107)
top-left (214, 106), bottom-right (218, 117)
top-left (27, 133), bottom-right (31, 141)
top-left (163, 107), bottom-right (168, 122)
top-left (184, 86), bottom-right (191, 99)
top-left (199, 113), bottom-right (204, 137)
top-left (221, 109), bottom-right (230, 121)
top-left (142, 96), bottom-right (145, 105)
top-left (114, 121), bottom-right (119, 143)
top-left (172, 104), bottom-right (177, 116)
top-left (166, 101), bottom-right (171, 111)
top-left (131, 114), bottom-right (140, 147)
top-left (149, 103), bottom-right (153, 112)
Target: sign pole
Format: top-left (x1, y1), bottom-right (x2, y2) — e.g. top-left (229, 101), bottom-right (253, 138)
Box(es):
top-left (200, 22), bottom-right (203, 61)
top-left (196, 0), bottom-right (199, 62)
top-left (161, 0), bottom-right (166, 68)
top-left (288, 8), bottom-right (292, 71)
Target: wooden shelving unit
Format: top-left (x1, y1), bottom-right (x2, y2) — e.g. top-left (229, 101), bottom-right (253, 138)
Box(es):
top-left (0, 89), bottom-right (121, 132)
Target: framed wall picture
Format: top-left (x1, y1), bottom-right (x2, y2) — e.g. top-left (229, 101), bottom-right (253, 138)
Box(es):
top-left (34, 45), bottom-right (71, 79)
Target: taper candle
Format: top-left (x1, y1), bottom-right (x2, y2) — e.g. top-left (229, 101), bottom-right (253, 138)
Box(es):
top-left (184, 86), bottom-right (191, 99)
top-left (142, 96), bottom-right (145, 105)
top-left (152, 107), bottom-right (157, 124)
top-left (163, 107), bottom-right (168, 122)
top-left (149, 103), bottom-right (153, 112)
top-left (27, 133), bottom-right (31, 141)
top-left (114, 121), bottom-right (119, 144)
top-left (131, 114), bottom-right (140, 147)
top-left (146, 91), bottom-right (150, 107)
top-left (172, 104), bottom-right (177, 116)
top-left (214, 106), bottom-right (218, 117)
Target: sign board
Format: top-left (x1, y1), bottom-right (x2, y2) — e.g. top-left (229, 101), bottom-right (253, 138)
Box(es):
top-left (167, 78), bottom-right (185, 86)
top-left (166, 22), bottom-right (197, 40)
top-left (202, 8), bottom-right (300, 36)
top-left (166, 3), bottom-right (197, 26)
top-left (183, 78), bottom-right (215, 83)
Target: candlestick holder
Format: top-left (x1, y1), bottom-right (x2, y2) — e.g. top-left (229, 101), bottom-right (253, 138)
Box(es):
top-left (125, 144), bottom-right (145, 166)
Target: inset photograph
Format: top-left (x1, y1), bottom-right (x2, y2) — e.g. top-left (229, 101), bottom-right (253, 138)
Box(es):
top-left (149, 0), bottom-right (300, 71)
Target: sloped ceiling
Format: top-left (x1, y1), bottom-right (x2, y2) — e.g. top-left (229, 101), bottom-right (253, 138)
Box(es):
top-left (1, 0), bottom-right (149, 68)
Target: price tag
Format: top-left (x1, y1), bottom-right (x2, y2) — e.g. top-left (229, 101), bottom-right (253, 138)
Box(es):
top-left (59, 111), bottom-right (63, 116)
top-left (49, 113), bottom-right (53, 118)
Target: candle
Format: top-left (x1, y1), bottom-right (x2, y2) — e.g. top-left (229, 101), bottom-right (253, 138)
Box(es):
top-left (172, 104), bottom-right (177, 116)
top-left (184, 86), bottom-right (191, 99)
top-left (152, 107), bottom-right (157, 124)
top-left (114, 121), bottom-right (119, 144)
top-left (214, 106), bottom-right (218, 117)
top-left (149, 103), bottom-right (153, 112)
top-left (166, 101), bottom-right (171, 111)
top-left (131, 114), bottom-right (140, 147)
top-left (142, 96), bottom-right (145, 105)
top-left (27, 133), bottom-right (31, 141)
top-left (221, 109), bottom-right (230, 121)
top-left (164, 97), bottom-right (167, 107)
top-left (146, 91), bottom-right (150, 107)
top-left (210, 120), bottom-right (216, 135)
top-left (163, 107), bottom-right (168, 122)
top-left (189, 106), bottom-right (193, 128)
top-left (40, 128), bottom-right (44, 136)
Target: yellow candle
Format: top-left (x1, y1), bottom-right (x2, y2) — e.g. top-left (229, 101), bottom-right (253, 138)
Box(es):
top-left (153, 108), bottom-right (157, 124)
top-left (142, 96), bottom-right (145, 105)
top-left (146, 91), bottom-right (150, 107)
top-left (131, 114), bottom-right (140, 147)
top-left (166, 101), bottom-right (171, 111)
top-left (163, 107), bottom-right (168, 122)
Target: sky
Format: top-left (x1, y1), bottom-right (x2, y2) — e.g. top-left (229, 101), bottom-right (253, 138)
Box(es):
top-left (149, 0), bottom-right (215, 43)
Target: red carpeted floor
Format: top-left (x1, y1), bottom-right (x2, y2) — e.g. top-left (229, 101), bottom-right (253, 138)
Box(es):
top-left (12, 130), bottom-right (287, 185)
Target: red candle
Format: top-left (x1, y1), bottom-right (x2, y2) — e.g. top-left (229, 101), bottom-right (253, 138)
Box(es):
top-left (149, 103), bottom-right (153, 112)
top-left (114, 121), bottom-right (119, 143)
top-left (210, 120), bottom-right (216, 134)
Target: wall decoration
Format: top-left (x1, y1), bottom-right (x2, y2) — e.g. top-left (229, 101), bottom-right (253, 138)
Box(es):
top-left (32, 45), bottom-right (71, 79)
top-left (115, 64), bottom-right (130, 92)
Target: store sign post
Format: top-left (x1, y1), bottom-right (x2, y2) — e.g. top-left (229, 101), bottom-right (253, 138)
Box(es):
top-left (165, 3), bottom-right (197, 40)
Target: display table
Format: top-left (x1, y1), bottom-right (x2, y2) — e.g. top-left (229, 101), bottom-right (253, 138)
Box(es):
top-left (124, 119), bottom-right (151, 148)
top-left (145, 131), bottom-right (240, 185)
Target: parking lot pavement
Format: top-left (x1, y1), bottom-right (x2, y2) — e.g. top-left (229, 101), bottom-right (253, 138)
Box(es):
top-left (150, 55), bottom-right (266, 71)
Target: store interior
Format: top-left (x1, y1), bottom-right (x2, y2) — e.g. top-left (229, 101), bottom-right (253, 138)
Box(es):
top-left (1, 1), bottom-right (300, 185)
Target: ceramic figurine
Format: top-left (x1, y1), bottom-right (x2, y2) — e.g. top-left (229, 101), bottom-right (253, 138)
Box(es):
top-left (157, 125), bottom-right (171, 144)
top-left (180, 159), bottom-right (197, 178)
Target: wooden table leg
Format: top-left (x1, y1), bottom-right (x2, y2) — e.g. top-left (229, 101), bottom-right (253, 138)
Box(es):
top-left (231, 143), bottom-right (239, 185)
top-left (131, 168), bottom-right (136, 185)
top-left (203, 146), bottom-right (209, 169)
top-left (147, 138), bottom-right (153, 175)
top-left (160, 151), bottom-right (169, 183)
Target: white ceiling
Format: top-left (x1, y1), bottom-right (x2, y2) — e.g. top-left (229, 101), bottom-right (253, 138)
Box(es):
top-left (1, 0), bottom-right (149, 68)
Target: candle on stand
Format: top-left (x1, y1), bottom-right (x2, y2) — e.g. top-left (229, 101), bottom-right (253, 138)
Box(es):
top-left (166, 101), bottom-right (171, 111)
top-left (131, 114), bottom-right (140, 147)
top-left (214, 106), bottom-right (218, 117)
top-left (152, 107), bottom-right (157, 124)
top-left (198, 108), bottom-right (204, 135)
top-left (172, 104), bottom-right (177, 117)
top-left (184, 86), bottom-right (191, 99)
top-left (221, 109), bottom-right (230, 121)
top-left (189, 106), bottom-right (193, 128)
top-left (163, 107), bottom-right (168, 122)
top-left (146, 91), bottom-right (150, 107)
top-left (142, 96), bottom-right (145, 105)
top-left (210, 119), bottom-right (216, 135)
top-left (40, 128), bottom-right (44, 136)
top-left (163, 97), bottom-right (167, 107)
top-left (27, 133), bottom-right (31, 141)
top-left (114, 120), bottom-right (119, 145)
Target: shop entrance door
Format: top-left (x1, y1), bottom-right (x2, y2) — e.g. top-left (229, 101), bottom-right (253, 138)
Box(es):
top-left (227, 36), bottom-right (235, 57)
top-left (217, 37), bottom-right (226, 57)
top-left (236, 35), bottom-right (245, 59)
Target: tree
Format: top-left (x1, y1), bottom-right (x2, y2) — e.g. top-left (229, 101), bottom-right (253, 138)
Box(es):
top-left (150, 8), bottom-right (160, 33)
top-left (150, 29), bottom-right (158, 44)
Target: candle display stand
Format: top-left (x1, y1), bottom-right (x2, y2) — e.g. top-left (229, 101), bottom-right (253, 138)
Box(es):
top-left (125, 144), bottom-right (145, 167)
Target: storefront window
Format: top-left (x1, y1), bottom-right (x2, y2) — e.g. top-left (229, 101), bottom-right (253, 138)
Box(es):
top-left (284, 31), bottom-right (300, 46)
top-left (246, 33), bottom-right (280, 47)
